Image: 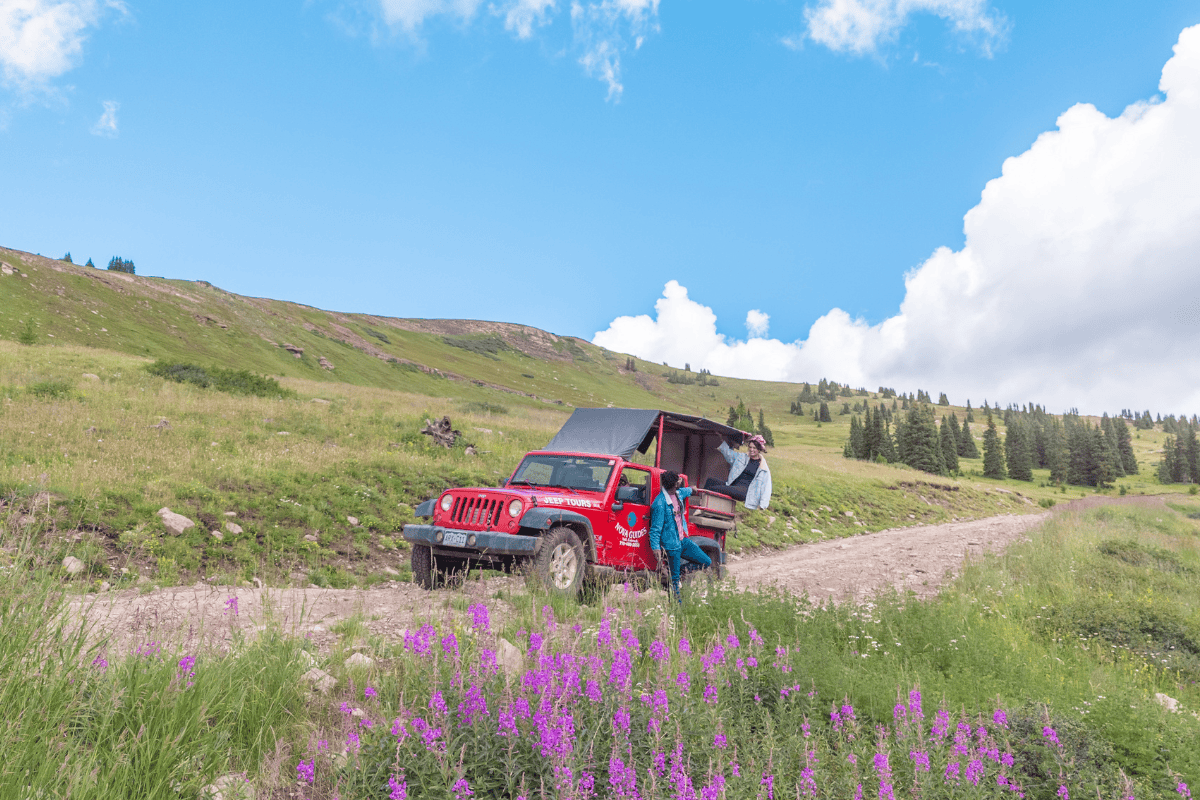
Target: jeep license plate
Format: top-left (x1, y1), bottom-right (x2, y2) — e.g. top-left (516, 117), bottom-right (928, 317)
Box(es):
top-left (443, 531), bottom-right (468, 548)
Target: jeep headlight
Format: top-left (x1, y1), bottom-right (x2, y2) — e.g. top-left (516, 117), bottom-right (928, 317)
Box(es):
top-left (508, 499), bottom-right (523, 518)
top-left (440, 495), bottom-right (453, 512)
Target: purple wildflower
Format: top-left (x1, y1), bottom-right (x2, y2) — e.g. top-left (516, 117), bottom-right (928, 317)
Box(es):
top-left (749, 628), bottom-right (764, 646)
top-left (442, 633), bottom-right (459, 658)
top-left (1178, 783), bottom-right (1192, 800)
top-left (346, 730), bottom-right (360, 752)
top-left (649, 640), bottom-right (668, 661)
top-left (528, 632), bottom-right (543, 655)
top-left (1058, 786), bottom-right (1070, 800)
top-left (364, 686), bottom-right (377, 699)
top-left (453, 778), bottom-right (474, 799)
top-left (468, 602), bottom-right (490, 632)
top-left (224, 596), bottom-right (238, 616)
top-left (1042, 726), bottom-right (1062, 748)
top-left (761, 773), bottom-right (775, 800)
top-left (727, 633), bottom-right (740, 649)
top-left (893, 703), bottom-right (907, 722)
top-left (676, 671), bottom-right (691, 694)
top-left (429, 690), bottom-right (448, 716)
top-left (703, 684), bottom-right (717, 704)
top-left (944, 762), bottom-right (960, 784)
top-left (908, 688), bottom-right (924, 719)
top-left (91, 655), bottom-right (108, 672)
top-left (297, 759), bottom-right (315, 784)
top-left (713, 732), bottom-right (727, 749)
top-left (678, 637), bottom-right (692, 655)
top-left (388, 774), bottom-right (407, 800)
top-left (966, 759), bottom-right (984, 786)
top-left (932, 709), bottom-right (951, 738)
top-left (910, 751), bottom-right (930, 772)
top-left (585, 679), bottom-right (602, 702)
top-left (994, 708), bottom-right (1009, 728)
top-left (339, 701), bottom-right (353, 714)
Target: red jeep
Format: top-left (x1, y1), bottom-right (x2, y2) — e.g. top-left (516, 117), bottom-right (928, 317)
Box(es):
top-left (403, 408), bottom-right (748, 596)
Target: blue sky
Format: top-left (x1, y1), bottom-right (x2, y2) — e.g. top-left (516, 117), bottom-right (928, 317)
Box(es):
top-left (4, 0), bottom-right (1200, 411)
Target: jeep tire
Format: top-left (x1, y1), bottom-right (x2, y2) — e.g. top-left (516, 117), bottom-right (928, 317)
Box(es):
top-left (526, 526), bottom-right (586, 598)
top-left (412, 545), bottom-right (466, 590)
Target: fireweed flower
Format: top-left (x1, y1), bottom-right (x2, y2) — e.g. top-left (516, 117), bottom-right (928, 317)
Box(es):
top-left (760, 772), bottom-right (775, 800)
top-left (932, 709), bottom-right (951, 739)
top-left (1058, 785), bottom-right (1070, 800)
top-left (994, 709), bottom-right (1009, 728)
top-left (727, 633), bottom-right (741, 649)
top-left (714, 732), bottom-right (727, 749)
top-left (359, 718), bottom-right (373, 728)
top-left (391, 718), bottom-right (409, 740)
top-left (442, 633), bottom-right (460, 659)
top-left (585, 680), bottom-right (603, 702)
top-left (339, 702), bottom-right (353, 715)
top-left (91, 655), bottom-right (108, 672)
top-left (944, 762), bottom-right (961, 784)
top-left (224, 596), bottom-right (238, 616)
top-left (831, 709), bottom-right (843, 731)
top-left (453, 778), bottom-right (474, 799)
top-left (750, 628), bottom-right (764, 646)
top-left (296, 759), bottom-right (315, 784)
top-left (388, 774), bottom-right (407, 800)
top-left (528, 632), bottom-right (544, 655)
top-left (346, 730), bottom-right (361, 752)
top-left (542, 604), bottom-right (556, 632)
top-left (676, 671), bottom-right (691, 695)
top-left (703, 684), bottom-right (718, 704)
top-left (620, 627), bottom-right (639, 651)
top-left (364, 686), bottom-right (378, 699)
top-left (908, 688), bottom-right (924, 719)
top-left (910, 751), bottom-right (931, 772)
top-left (429, 691), bottom-right (448, 716)
top-left (678, 637), bottom-right (692, 655)
top-left (966, 759), bottom-right (985, 786)
top-left (1178, 782), bottom-right (1192, 799)
top-left (893, 703), bottom-right (907, 722)
top-left (649, 640), bottom-right (668, 661)
top-left (1042, 726), bottom-right (1062, 748)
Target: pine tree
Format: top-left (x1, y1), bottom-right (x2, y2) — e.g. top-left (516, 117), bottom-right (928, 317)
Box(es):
top-left (1005, 419), bottom-right (1033, 481)
top-left (938, 392), bottom-right (949, 406)
top-left (958, 420), bottom-right (980, 459)
top-left (757, 409), bottom-right (775, 447)
top-left (62, 252), bottom-right (72, 263)
top-left (1113, 417), bottom-right (1137, 475)
top-left (940, 414), bottom-right (960, 473)
top-left (17, 320), bottom-right (37, 346)
top-left (1100, 414), bottom-right (1125, 478)
top-left (965, 399), bottom-right (974, 423)
top-left (846, 416), bottom-right (864, 460)
top-left (900, 405), bottom-right (946, 475)
top-left (1185, 423), bottom-right (1200, 483)
top-left (818, 402), bottom-right (832, 423)
top-left (1046, 418), bottom-right (1068, 484)
top-left (85, 257), bottom-right (95, 268)
top-left (982, 415), bottom-right (1006, 479)
top-left (1159, 436), bottom-right (1178, 483)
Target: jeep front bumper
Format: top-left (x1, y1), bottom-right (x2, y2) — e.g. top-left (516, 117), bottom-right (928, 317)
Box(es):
top-left (402, 524), bottom-right (541, 557)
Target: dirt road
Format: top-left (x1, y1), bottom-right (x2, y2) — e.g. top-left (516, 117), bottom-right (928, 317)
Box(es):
top-left (69, 497), bottom-right (1167, 655)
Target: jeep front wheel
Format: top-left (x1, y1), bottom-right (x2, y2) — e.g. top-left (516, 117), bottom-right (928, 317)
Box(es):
top-left (412, 545), bottom-right (436, 589)
top-left (527, 526), bottom-right (586, 598)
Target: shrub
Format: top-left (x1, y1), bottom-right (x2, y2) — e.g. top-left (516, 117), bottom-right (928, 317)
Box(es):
top-left (364, 328), bottom-right (391, 344)
top-left (146, 362), bottom-right (294, 399)
top-left (16, 320), bottom-right (37, 346)
top-left (442, 334), bottom-right (511, 359)
top-left (28, 380), bottom-right (73, 399)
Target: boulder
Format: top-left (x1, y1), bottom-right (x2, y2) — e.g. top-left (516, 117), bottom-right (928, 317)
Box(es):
top-left (1156, 692), bottom-right (1181, 713)
top-left (224, 522), bottom-right (243, 535)
top-left (346, 516), bottom-right (359, 526)
top-left (283, 343), bottom-right (303, 358)
top-left (62, 556), bottom-right (86, 575)
top-left (223, 511), bottom-right (237, 517)
top-left (82, 373), bottom-right (99, 381)
top-left (303, 534), bottom-right (319, 542)
top-left (157, 508), bottom-right (195, 536)
top-left (312, 398), bottom-right (330, 404)
top-left (302, 668), bottom-right (336, 694)
top-left (344, 652), bottom-right (374, 669)
top-left (200, 774), bottom-right (254, 800)
top-left (496, 638), bottom-right (524, 678)
top-left (318, 357), bottom-right (334, 370)
top-left (211, 530), bottom-right (224, 542)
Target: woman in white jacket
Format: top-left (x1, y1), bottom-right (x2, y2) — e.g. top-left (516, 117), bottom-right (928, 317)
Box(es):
top-left (704, 435), bottom-right (773, 510)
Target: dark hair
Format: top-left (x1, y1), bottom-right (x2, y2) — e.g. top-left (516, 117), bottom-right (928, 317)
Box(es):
top-left (661, 471), bottom-right (680, 491)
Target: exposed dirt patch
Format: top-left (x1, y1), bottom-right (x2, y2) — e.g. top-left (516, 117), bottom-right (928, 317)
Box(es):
top-left (378, 318), bottom-right (579, 362)
top-left (728, 512), bottom-right (1048, 603)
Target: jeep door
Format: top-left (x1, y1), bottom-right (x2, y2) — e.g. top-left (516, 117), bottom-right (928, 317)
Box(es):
top-left (607, 465), bottom-right (654, 568)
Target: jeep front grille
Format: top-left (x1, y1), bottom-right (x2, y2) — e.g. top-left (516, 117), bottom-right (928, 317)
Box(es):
top-left (450, 495), bottom-right (503, 530)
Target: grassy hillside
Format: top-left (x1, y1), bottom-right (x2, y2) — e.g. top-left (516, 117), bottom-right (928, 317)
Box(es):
top-left (1, 243), bottom-right (1195, 589)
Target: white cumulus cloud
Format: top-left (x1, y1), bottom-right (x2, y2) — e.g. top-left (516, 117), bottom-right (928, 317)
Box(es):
top-left (803, 0), bottom-right (1007, 56)
top-left (571, 0), bottom-right (659, 100)
top-left (0, 0), bottom-right (124, 88)
top-left (89, 98), bottom-right (116, 135)
top-left (746, 309), bottom-right (769, 338)
top-left (594, 25), bottom-right (1200, 415)
top-left (378, 0), bottom-right (484, 31)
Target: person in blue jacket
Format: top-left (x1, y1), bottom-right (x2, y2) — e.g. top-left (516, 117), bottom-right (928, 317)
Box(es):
top-left (649, 471), bottom-right (711, 598)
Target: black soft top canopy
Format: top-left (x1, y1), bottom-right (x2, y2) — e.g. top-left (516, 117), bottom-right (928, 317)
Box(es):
top-left (543, 408), bottom-right (749, 461)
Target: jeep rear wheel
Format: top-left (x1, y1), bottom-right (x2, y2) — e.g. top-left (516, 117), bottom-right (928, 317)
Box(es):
top-left (526, 526), bottom-right (586, 598)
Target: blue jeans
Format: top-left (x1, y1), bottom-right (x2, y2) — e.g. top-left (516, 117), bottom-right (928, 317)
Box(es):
top-left (665, 538), bottom-right (712, 598)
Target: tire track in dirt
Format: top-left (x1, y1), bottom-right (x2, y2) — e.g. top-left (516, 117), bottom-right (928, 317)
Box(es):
top-left (727, 495), bottom-right (1169, 604)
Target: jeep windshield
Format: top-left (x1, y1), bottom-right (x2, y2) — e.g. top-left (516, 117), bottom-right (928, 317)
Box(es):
top-left (510, 454), bottom-right (615, 493)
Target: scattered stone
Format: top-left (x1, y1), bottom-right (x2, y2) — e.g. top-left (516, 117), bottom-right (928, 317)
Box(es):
top-left (62, 556), bottom-right (86, 575)
top-left (297, 650), bottom-right (318, 668)
top-left (350, 707), bottom-right (367, 718)
top-left (84, 426), bottom-right (97, 434)
top-left (0, 263), bottom-right (12, 276)
top-left (345, 652), bottom-right (374, 669)
top-left (157, 508), bottom-right (196, 536)
top-left (150, 418), bottom-right (171, 430)
top-left (252, 577), bottom-right (263, 589)
top-left (99, 581), bottom-right (111, 592)
top-left (464, 445), bottom-right (478, 456)
top-left (811, 529), bottom-right (823, 535)
top-left (312, 398), bottom-right (330, 404)
top-left (496, 638), bottom-right (524, 678)
top-left (283, 343), bottom-right (303, 358)
top-left (304, 534), bottom-right (319, 542)
top-left (346, 516), bottom-right (359, 526)
top-left (82, 373), bottom-right (99, 381)
top-left (302, 668), bottom-right (337, 694)
top-left (224, 521), bottom-right (243, 535)
top-left (844, 510), bottom-right (855, 517)
top-left (223, 511), bottom-right (237, 517)
top-left (1156, 692), bottom-right (1181, 713)
top-left (318, 357), bottom-right (334, 370)
top-left (473, 427), bottom-right (493, 434)
top-left (382, 566), bottom-right (400, 576)
top-left (136, 575), bottom-right (151, 586)
top-left (276, 431), bottom-right (290, 436)
top-left (211, 530), bottom-right (224, 542)
top-left (289, 571), bottom-right (309, 582)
